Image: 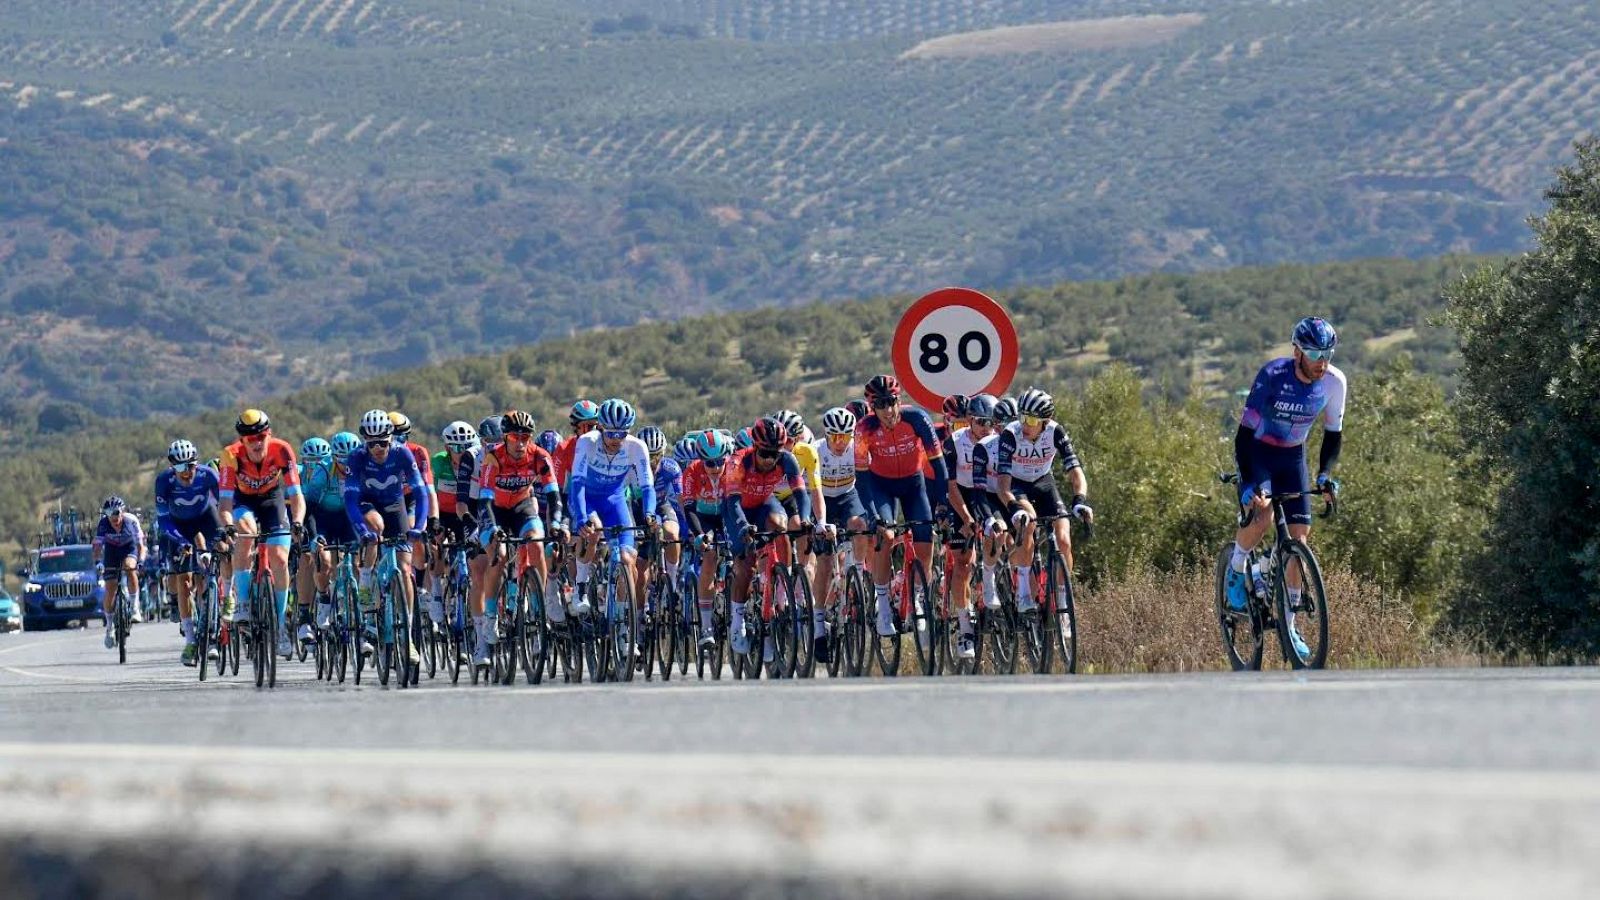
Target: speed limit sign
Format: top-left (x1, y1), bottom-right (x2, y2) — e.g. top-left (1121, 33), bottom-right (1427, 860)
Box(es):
top-left (891, 287), bottom-right (1018, 411)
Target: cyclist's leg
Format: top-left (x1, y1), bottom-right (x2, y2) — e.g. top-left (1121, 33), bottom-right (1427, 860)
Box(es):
top-left (1231, 449), bottom-right (1277, 573)
top-left (905, 473), bottom-right (934, 574)
top-left (1007, 484), bottom-right (1040, 608)
top-left (230, 506), bottom-right (260, 620)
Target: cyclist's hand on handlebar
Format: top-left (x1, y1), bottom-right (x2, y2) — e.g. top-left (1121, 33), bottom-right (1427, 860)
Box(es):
top-left (1316, 472), bottom-right (1341, 498)
top-left (291, 521), bottom-right (306, 545)
top-left (1010, 508), bottom-right (1032, 529)
top-left (406, 526), bottom-right (426, 541)
top-left (1071, 501), bottom-right (1095, 524)
top-left (355, 523), bottom-right (378, 544)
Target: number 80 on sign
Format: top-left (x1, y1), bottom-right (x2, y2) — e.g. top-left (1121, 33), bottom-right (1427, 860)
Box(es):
top-left (891, 287), bottom-right (1019, 412)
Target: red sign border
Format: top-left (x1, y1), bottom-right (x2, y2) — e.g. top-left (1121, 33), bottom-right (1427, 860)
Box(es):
top-left (891, 287), bottom-right (1019, 412)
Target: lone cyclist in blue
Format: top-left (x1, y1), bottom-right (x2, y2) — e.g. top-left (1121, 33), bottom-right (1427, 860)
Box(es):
top-left (1226, 317), bottom-right (1346, 649)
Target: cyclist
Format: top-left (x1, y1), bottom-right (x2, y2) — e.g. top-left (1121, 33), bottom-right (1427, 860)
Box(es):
top-left (473, 409), bottom-right (562, 670)
top-left (723, 417), bottom-right (812, 659)
top-left (93, 496), bottom-right (144, 651)
top-left (554, 400), bottom-right (600, 490)
top-left (430, 421), bottom-right (485, 640)
top-left (773, 409), bottom-right (825, 540)
top-left (811, 406), bottom-right (871, 663)
top-left (921, 393), bottom-right (966, 520)
top-left (343, 409), bottom-right (430, 664)
top-left (682, 429), bottom-right (734, 648)
top-left (672, 434), bottom-right (700, 469)
top-left (296, 436), bottom-right (345, 648)
top-left (944, 394), bottom-right (1000, 660)
top-left (536, 429), bottom-right (561, 459)
top-left (478, 415), bottom-right (504, 453)
top-left (845, 399), bottom-right (870, 426)
top-left (1225, 317), bottom-right (1346, 653)
top-left (965, 394), bottom-right (1008, 612)
top-left (854, 375), bottom-right (948, 638)
top-left (995, 389), bottom-right (1094, 620)
top-left (734, 426), bottom-right (755, 452)
top-left (390, 412), bottom-right (440, 620)
top-left (633, 426), bottom-right (686, 616)
top-left (154, 440), bottom-right (225, 666)
top-left (218, 408), bottom-right (305, 661)
top-left (569, 399), bottom-right (654, 615)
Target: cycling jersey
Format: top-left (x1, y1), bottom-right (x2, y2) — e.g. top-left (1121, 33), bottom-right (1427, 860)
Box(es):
top-left (553, 434), bottom-right (582, 488)
top-left (776, 440), bottom-right (822, 500)
top-left (154, 466), bottom-right (221, 527)
top-left (814, 438), bottom-right (857, 498)
top-left (298, 461), bottom-right (345, 515)
top-left (996, 420), bottom-right (1081, 483)
top-left (401, 441), bottom-right (434, 494)
top-left (95, 514), bottom-right (144, 564)
top-left (479, 444), bottom-right (559, 510)
top-left (218, 438), bottom-right (301, 501)
top-left (342, 444), bottom-right (429, 530)
top-left (682, 460), bottom-right (728, 515)
top-left (569, 432), bottom-right (654, 523)
top-left (653, 456), bottom-right (686, 518)
top-left (946, 427), bottom-right (984, 490)
top-left (723, 449), bottom-right (807, 512)
top-left (969, 433), bottom-right (1003, 494)
top-left (430, 450), bottom-right (463, 515)
top-left (854, 407), bottom-right (946, 481)
top-left (1240, 357), bottom-right (1347, 448)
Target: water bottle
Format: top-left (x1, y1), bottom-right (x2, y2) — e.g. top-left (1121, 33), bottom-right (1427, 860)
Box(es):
top-left (1248, 559), bottom-right (1266, 598)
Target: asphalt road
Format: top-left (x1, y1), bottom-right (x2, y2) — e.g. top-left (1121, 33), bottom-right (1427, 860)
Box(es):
top-left (2, 624), bottom-right (1599, 899)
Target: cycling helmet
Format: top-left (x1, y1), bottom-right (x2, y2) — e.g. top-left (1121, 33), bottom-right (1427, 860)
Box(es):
top-left (1292, 316), bottom-right (1339, 353)
top-left (502, 409), bottom-right (536, 435)
top-left (735, 426), bottom-right (755, 450)
top-left (300, 437), bottom-right (332, 462)
top-left (359, 409), bottom-right (394, 439)
top-left (845, 399), bottom-right (870, 423)
top-left (993, 396), bottom-right (1019, 424)
top-left (967, 393), bottom-right (998, 421)
top-left (864, 374), bottom-right (901, 406)
top-left (167, 439), bottom-right (199, 465)
top-left (942, 394), bottom-right (970, 420)
top-left (235, 408), bottom-right (270, 436)
top-left (821, 407), bottom-right (856, 436)
top-left (537, 429), bottom-right (561, 454)
top-left (597, 398), bottom-right (636, 431)
top-left (442, 420), bottom-right (478, 448)
top-left (673, 436), bottom-right (699, 466)
top-left (103, 495), bottom-right (126, 515)
top-left (388, 411), bottom-right (413, 440)
top-left (750, 417), bottom-right (786, 452)
top-left (478, 415), bottom-right (504, 443)
top-left (330, 432), bottom-right (362, 461)
top-left (638, 426), bottom-right (667, 456)
top-left (569, 399), bottom-right (600, 427)
top-left (1016, 388), bottom-right (1055, 420)
top-left (773, 410), bottom-right (805, 441)
top-left (696, 429), bottom-right (734, 461)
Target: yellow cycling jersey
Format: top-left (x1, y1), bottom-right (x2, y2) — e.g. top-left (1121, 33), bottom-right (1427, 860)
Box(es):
top-left (775, 438), bottom-right (822, 500)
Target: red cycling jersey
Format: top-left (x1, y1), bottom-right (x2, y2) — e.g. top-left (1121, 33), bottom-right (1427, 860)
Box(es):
top-left (403, 441), bottom-right (433, 496)
top-left (855, 407), bottom-right (940, 480)
top-left (722, 448), bottom-right (804, 508)
top-left (219, 437), bottom-right (301, 497)
top-left (479, 444), bottom-right (558, 510)
top-left (682, 460), bottom-right (728, 509)
top-left (553, 435), bottom-right (579, 486)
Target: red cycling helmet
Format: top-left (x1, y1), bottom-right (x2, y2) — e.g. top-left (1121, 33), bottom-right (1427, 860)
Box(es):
top-left (749, 417), bottom-right (786, 452)
top-left (864, 374), bottom-right (901, 406)
top-left (942, 394), bottom-right (970, 420)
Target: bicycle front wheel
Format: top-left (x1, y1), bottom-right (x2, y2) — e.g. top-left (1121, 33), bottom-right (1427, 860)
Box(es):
top-left (1276, 540), bottom-right (1329, 670)
top-left (613, 577), bottom-right (638, 683)
top-left (907, 558), bottom-right (934, 677)
top-left (521, 569), bottom-right (549, 686)
top-left (115, 588), bottom-right (129, 665)
top-left (1044, 551), bottom-right (1077, 675)
top-left (790, 567), bottom-right (817, 679)
top-left (1213, 544), bottom-right (1264, 671)
top-left (842, 567), bottom-right (869, 678)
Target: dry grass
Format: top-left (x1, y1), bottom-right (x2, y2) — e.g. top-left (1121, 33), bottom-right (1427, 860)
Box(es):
top-left (1078, 564), bottom-right (1489, 673)
top-left (900, 14), bottom-right (1205, 61)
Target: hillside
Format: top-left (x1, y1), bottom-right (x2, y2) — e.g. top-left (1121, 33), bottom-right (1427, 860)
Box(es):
top-left (0, 254), bottom-right (1480, 557)
top-left (1, 0), bottom-right (1588, 428)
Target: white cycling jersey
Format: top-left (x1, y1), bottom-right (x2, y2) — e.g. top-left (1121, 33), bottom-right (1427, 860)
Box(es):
top-left (814, 438), bottom-right (856, 498)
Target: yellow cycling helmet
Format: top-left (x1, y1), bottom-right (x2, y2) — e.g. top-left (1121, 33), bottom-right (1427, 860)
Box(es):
top-left (387, 410), bottom-right (413, 439)
top-left (235, 408), bottom-right (271, 436)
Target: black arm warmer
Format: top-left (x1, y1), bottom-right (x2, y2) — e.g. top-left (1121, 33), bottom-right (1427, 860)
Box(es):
top-left (1233, 425), bottom-right (1253, 478)
top-left (1317, 430), bottom-right (1343, 476)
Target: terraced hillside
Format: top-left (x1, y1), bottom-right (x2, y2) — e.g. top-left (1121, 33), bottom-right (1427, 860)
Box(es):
top-left (0, 0), bottom-right (1590, 430)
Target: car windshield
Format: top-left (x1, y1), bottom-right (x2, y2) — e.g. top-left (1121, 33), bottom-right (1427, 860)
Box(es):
top-left (32, 547), bottom-right (95, 575)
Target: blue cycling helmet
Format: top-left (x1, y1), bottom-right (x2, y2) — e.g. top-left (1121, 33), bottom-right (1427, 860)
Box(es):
top-left (1292, 316), bottom-right (1338, 353)
top-left (734, 426), bottom-right (755, 450)
top-left (103, 495), bottom-right (126, 515)
top-left (536, 429), bottom-right (561, 454)
top-left (478, 415), bottom-right (504, 443)
top-left (300, 437), bottom-right (332, 462)
top-left (597, 398), bottom-right (636, 431)
top-left (672, 435), bottom-right (699, 466)
top-left (966, 393), bottom-right (998, 421)
top-left (569, 400), bottom-right (600, 426)
top-left (330, 432), bottom-right (362, 461)
top-left (695, 429), bottom-right (734, 462)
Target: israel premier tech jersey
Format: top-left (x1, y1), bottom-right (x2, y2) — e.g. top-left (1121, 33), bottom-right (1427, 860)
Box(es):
top-left (1240, 357), bottom-right (1347, 448)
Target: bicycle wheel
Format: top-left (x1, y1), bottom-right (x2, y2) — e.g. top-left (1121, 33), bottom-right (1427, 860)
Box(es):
top-left (616, 575), bottom-right (638, 683)
top-left (1044, 551), bottom-right (1077, 675)
top-left (842, 567), bottom-right (869, 677)
top-left (655, 582), bottom-right (677, 682)
top-left (990, 568), bottom-right (1019, 675)
top-left (676, 578), bottom-right (695, 677)
top-left (791, 568), bottom-right (817, 679)
top-left (1213, 544), bottom-right (1264, 671)
top-left (1276, 540), bottom-right (1329, 670)
top-left (770, 576), bottom-right (799, 680)
top-left (115, 586), bottom-right (129, 665)
top-left (1019, 563), bottom-right (1050, 675)
top-left (904, 557), bottom-right (935, 677)
top-left (196, 587), bottom-right (212, 682)
top-left (639, 583), bottom-right (659, 682)
top-left (521, 569), bottom-right (549, 686)
top-left (265, 595), bottom-right (279, 690)
top-left (251, 582), bottom-right (268, 688)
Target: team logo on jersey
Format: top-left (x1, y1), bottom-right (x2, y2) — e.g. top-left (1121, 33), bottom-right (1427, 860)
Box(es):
top-left (174, 494), bottom-right (206, 508)
top-left (364, 475), bottom-right (400, 492)
top-left (238, 472), bottom-right (282, 492)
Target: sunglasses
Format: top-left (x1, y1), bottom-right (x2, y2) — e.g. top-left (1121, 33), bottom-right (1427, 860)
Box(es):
top-left (242, 433), bottom-right (268, 445)
top-left (504, 432), bottom-right (530, 443)
top-left (870, 400), bottom-right (896, 410)
top-left (602, 430), bottom-right (629, 441)
top-left (970, 417), bottom-right (993, 427)
top-left (1020, 414), bottom-right (1045, 428)
top-left (703, 458), bottom-right (726, 469)
top-left (174, 461), bottom-right (197, 472)
top-left (1300, 347), bottom-right (1335, 361)
top-left (366, 439), bottom-right (391, 449)
top-left (755, 448), bottom-right (779, 461)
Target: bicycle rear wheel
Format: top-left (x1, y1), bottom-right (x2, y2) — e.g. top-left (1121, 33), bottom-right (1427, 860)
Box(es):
top-left (1213, 544), bottom-right (1264, 671)
top-left (196, 587), bottom-right (212, 682)
top-left (842, 567), bottom-right (869, 677)
top-left (1276, 540), bottom-right (1329, 670)
top-left (1044, 551), bottom-right (1077, 675)
top-left (770, 576), bottom-right (799, 680)
top-left (655, 582), bottom-right (678, 682)
top-left (1019, 564), bottom-right (1050, 675)
top-left (251, 582), bottom-right (269, 688)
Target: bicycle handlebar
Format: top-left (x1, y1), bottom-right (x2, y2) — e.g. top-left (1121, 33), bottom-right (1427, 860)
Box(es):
top-left (1218, 472), bottom-right (1339, 519)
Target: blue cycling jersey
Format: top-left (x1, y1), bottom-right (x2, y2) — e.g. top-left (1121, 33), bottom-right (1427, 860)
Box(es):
top-left (153, 465), bottom-right (221, 542)
top-left (342, 445), bottom-right (429, 529)
top-left (569, 432), bottom-right (654, 523)
top-left (1240, 357), bottom-right (1347, 448)
top-left (299, 460), bottom-right (346, 514)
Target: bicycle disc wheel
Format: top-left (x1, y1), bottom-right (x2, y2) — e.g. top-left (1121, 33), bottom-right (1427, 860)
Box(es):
top-left (1276, 540), bottom-right (1330, 670)
top-left (1213, 544), bottom-right (1265, 671)
top-left (1045, 552), bottom-right (1077, 675)
top-left (521, 569), bottom-right (548, 685)
top-left (791, 568), bottom-right (817, 679)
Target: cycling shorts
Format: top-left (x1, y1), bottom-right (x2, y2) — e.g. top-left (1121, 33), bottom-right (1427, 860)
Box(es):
top-left (1241, 442), bottom-right (1312, 527)
top-left (1009, 474), bottom-right (1065, 520)
top-left (585, 492), bottom-right (636, 551)
top-left (726, 496), bottom-right (786, 557)
top-left (359, 498), bottom-right (410, 540)
top-left (824, 488), bottom-right (867, 531)
top-left (311, 507), bottom-right (356, 548)
top-left (160, 508), bottom-right (225, 558)
top-left (866, 473), bottom-right (933, 543)
top-left (234, 490), bottom-right (291, 542)
top-left (491, 496), bottom-right (544, 539)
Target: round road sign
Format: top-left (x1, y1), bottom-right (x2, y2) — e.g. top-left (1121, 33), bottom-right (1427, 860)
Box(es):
top-left (891, 287), bottom-right (1018, 411)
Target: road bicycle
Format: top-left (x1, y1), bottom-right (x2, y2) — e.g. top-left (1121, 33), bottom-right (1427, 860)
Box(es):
top-left (869, 521), bottom-right (935, 678)
top-left (1214, 473), bottom-right (1336, 670)
top-left (1014, 511), bottom-right (1085, 676)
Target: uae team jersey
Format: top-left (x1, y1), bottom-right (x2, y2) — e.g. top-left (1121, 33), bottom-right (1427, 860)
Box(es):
top-left (996, 420), bottom-right (1082, 483)
top-left (1239, 357), bottom-right (1347, 448)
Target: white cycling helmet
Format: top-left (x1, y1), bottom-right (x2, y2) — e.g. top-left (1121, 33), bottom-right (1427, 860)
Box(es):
top-left (359, 409), bottom-right (394, 439)
top-left (441, 420), bottom-right (478, 448)
top-left (821, 407), bottom-right (855, 436)
top-left (167, 439), bottom-right (199, 465)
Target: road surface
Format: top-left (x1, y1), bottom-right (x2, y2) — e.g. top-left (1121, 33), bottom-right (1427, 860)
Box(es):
top-left (2, 624), bottom-right (1598, 898)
